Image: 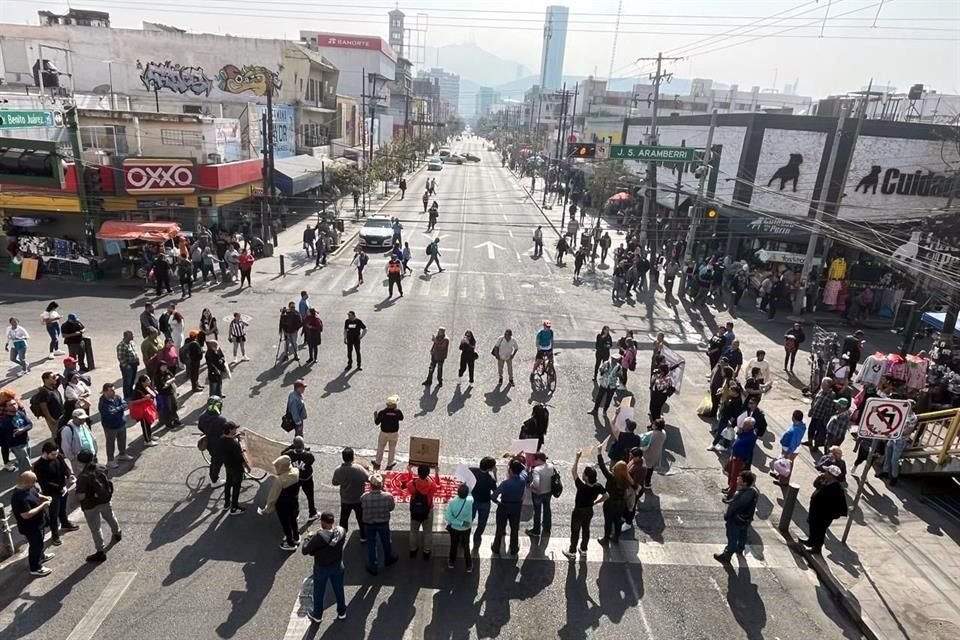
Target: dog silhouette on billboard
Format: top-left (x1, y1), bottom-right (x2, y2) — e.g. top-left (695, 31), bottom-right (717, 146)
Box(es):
top-left (767, 154), bottom-right (803, 191)
top-left (855, 165), bottom-right (882, 194)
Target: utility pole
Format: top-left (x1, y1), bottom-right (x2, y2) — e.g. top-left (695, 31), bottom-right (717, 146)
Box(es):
top-left (559, 82), bottom-right (579, 233)
top-left (636, 52), bottom-right (683, 259)
top-left (531, 94), bottom-right (543, 193)
top-left (361, 67), bottom-right (367, 216)
top-left (795, 85), bottom-right (868, 314)
top-left (64, 105), bottom-right (96, 254)
top-left (679, 109), bottom-right (717, 297)
top-left (546, 83), bottom-right (568, 209)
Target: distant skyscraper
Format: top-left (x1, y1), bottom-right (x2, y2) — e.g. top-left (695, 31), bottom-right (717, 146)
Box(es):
top-left (388, 8), bottom-right (405, 57)
top-left (539, 5), bottom-right (568, 90)
top-left (424, 67), bottom-right (460, 116)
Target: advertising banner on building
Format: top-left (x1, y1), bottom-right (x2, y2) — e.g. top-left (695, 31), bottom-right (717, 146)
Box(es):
top-left (256, 104), bottom-right (295, 159)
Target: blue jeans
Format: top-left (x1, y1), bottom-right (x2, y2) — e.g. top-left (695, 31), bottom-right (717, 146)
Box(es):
top-left (722, 521), bottom-right (749, 557)
top-left (11, 444), bottom-right (30, 473)
top-left (121, 364), bottom-right (138, 400)
top-left (9, 344), bottom-right (27, 372)
top-left (365, 523), bottom-right (394, 571)
top-left (531, 492), bottom-right (552, 533)
top-left (312, 563), bottom-right (346, 618)
top-left (283, 332), bottom-right (298, 360)
top-left (46, 324), bottom-right (60, 353)
top-left (472, 501), bottom-right (491, 549)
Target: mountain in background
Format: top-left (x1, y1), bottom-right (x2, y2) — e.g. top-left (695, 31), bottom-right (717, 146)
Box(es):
top-left (493, 75), bottom-right (705, 99)
top-left (423, 42), bottom-right (531, 89)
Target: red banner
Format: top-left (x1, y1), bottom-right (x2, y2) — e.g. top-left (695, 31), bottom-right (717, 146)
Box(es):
top-left (372, 470), bottom-right (463, 504)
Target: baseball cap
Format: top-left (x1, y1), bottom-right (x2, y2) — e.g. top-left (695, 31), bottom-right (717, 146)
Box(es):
top-left (72, 408), bottom-right (89, 421)
top-left (835, 397), bottom-right (850, 407)
top-left (824, 465), bottom-right (842, 478)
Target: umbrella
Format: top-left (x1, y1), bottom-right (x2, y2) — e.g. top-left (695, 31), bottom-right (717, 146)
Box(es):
top-left (608, 192), bottom-right (633, 202)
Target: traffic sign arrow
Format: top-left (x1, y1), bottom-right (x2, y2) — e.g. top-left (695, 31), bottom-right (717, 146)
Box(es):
top-left (473, 241), bottom-right (506, 260)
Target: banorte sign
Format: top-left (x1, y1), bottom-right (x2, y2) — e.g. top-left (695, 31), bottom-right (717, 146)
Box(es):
top-left (122, 159), bottom-right (196, 195)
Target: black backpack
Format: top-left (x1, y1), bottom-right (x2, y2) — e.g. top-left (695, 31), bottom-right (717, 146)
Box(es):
top-left (83, 467), bottom-right (114, 505)
top-left (550, 469), bottom-right (564, 498)
top-left (29, 389), bottom-right (45, 418)
top-left (410, 489), bottom-right (431, 522)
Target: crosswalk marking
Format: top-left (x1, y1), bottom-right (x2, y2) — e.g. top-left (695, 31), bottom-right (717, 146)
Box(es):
top-left (65, 572), bottom-right (137, 640)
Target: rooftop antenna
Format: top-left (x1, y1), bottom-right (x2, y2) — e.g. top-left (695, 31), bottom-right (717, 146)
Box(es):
top-left (607, 0), bottom-right (623, 79)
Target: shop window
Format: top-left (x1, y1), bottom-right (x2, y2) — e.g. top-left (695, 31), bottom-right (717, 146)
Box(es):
top-left (160, 129), bottom-right (203, 147)
top-left (80, 125), bottom-right (128, 155)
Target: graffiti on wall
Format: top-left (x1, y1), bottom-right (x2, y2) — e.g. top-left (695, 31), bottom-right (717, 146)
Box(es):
top-left (216, 65), bottom-right (282, 96)
top-left (137, 60), bottom-right (214, 96)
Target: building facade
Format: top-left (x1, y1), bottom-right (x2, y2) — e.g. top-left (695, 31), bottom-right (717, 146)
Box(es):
top-left (539, 5), bottom-right (568, 91)
top-left (422, 68), bottom-right (460, 117)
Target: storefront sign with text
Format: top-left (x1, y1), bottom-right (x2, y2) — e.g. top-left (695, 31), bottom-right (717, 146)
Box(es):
top-left (123, 159), bottom-right (196, 195)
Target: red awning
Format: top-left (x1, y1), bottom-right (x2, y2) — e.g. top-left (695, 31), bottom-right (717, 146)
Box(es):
top-left (96, 221), bottom-right (181, 242)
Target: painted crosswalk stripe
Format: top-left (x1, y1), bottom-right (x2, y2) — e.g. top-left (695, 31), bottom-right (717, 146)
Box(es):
top-left (65, 572), bottom-right (137, 640)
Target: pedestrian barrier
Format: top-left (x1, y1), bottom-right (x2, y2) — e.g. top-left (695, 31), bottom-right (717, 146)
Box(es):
top-left (0, 505), bottom-right (14, 561)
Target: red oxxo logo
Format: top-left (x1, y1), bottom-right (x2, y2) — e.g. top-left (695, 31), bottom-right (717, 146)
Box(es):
top-left (123, 159), bottom-right (196, 194)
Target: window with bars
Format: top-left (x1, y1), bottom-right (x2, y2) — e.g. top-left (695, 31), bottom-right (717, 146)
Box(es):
top-left (160, 129), bottom-right (203, 147)
top-left (299, 123), bottom-right (328, 147)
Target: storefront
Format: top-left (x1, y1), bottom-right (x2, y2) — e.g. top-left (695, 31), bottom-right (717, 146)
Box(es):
top-left (95, 220), bottom-right (182, 279)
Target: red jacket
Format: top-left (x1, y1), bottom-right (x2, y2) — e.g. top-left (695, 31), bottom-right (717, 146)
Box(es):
top-left (238, 253), bottom-right (255, 270)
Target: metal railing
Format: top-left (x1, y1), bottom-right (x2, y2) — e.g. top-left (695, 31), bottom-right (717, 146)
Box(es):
top-left (909, 409), bottom-right (960, 466)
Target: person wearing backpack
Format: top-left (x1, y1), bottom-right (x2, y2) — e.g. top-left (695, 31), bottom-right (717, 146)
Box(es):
top-left (75, 449), bottom-right (122, 563)
top-left (423, 238), bottom-right (443, 275)
top-left (444, 483), bottom-right (475, 572)
top-left (408, 465), bottom-right (437, 560)
top-left (385, 255), bottom-right (404, 299)
top-left (351, 248), bottom-right (369, 286)
top-left (526, 452), bottom-right (556, 537)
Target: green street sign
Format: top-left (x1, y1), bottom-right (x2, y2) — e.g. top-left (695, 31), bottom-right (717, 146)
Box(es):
top-left (0, 110), bottom-right (63, 129)
top-left (610, 145), bottom-right (699, 162)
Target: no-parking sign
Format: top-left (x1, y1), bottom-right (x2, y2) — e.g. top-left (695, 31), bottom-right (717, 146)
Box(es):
top-left (858, 397), bottom-right (912, 440)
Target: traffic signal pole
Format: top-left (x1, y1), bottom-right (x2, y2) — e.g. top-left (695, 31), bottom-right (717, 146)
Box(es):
top-left (64, 105), bottom-right (97, 255)
top-left (678, 109), bottom-right (717, 297)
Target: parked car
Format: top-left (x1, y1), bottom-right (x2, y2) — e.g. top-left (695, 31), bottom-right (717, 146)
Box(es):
top-left (358, 216), bottom-right (394, 249)
top-left (427, 157), bottom-right (443, 171)
top-left (438, 148), bottom-right (451, 158)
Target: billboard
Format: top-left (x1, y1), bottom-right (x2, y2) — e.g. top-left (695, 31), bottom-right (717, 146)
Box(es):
top-left (257, 104), bottom-right (295, 159)
top-left (122, 159), bottom-right (196, 195)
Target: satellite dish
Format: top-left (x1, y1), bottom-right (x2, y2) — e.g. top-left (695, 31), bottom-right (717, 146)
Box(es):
top-left (92, 84), bottom-right (111, 95)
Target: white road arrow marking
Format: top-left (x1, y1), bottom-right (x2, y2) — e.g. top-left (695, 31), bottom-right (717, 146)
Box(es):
top-left (473, 240), bottom-right (506, 260)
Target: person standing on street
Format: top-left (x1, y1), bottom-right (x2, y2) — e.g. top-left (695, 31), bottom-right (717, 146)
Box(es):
top-left (259, 455), bottom-right (301, 551)
top-left (427, 203), bottom-right (439, 232)
top-left (424, 238), bottom-right (443, 274)
top-left (361, 474), bottom-right (398, 574)
top-left (303, 309), bottom-right (323, 365)
top-left (445, 484), bottom-right (475, 572)
top-left (182, 331), bottom-right (204, 392)
top-left (573, 247), bottom-right (586, 281)
top-left (490, 458), bottom-right (527, 556)
top-left (398, 177), bottom-right (407, 200)
top-left (60, 409), bottom-right (98, 472)
top-left (351, 248), bottom-right (368, 287)
top-left (491, 328), bottom-right (518, 385)
top-left (279, 302), bottom-right (302, 364)
top-left (199, 396), bottom-right (227, 487)
top-left (713, 470), bottom-right (759, 563)
top-left (470, 457), bottom-right (497, 553)
top-left (286, 380), bottom-right (308, 438)
top-left (205, 340), bottom-right (228, 399)
top-left (422, 189), bottom-right (429, 214)
top-left (228, 313), bottom-right (249, 364)
top-left (373, 396), bottom-right (403, 470)
top-left (332, 447), bottom-right (369, 540)
top-left (642, 418), bottom-right (667, 489)
top-left (303, 512), bottom-right (348, 624)
top-left (303, 225), bottom-right (316, 258)
top-left (784, 322), bottom-right (806, 373)
top-left (805, 378), bottom-right (837, 448)
top-left (649, 364), bottom-right (676, 421)
top-left (422, 327), bottom-right (450, 387)
top-left (238, 248), bottom-right (255, 288)
top-left (386, 255), bottom-right (404, 299)
top-left (40, 301), bottom-right (63, 359)
top-left (532, 225), bottom-right (543, 258)
top-left (562, 450), bottom-right (608, 559)
top-left (61, 313), bottom-right (88, 372)
top-left (344, 311), bottom-right (367, 371)
top-left (590, 353), bottom-right (622, 416)
top-left (799, 465), bottom-right (848, 554)
top-left (75, 449), bottom-right (122, 563)
top-left (152, 253), bottom-right (173, 297)
top-left (725, 418), bottom-right (758, 500)
top-left (526, 452), bottom-right (555, 537)
top-left (220, 421), bottom-right (250, 515)
top-left (401, 242), bottom-right (413, 275)
top-left (33, 372), bottom-right (64, 437)
top-left (178, 256), bottom-right (194, 298)
top-left (140, 303), bottom-right (159, 338)
top-left (11, 471), bottom-right (54, 576)
top-left (98, 383), bottom-right (130, 468)
top-left (5, 317), bottom-right (30, 376)
top-left (408, 465), bottom-right (437, 559)
top-left (596, 446), bottom-right (629, 545)
top-left (1, 395), bottom-right (33, 472)
top-left (457, 331), bottom-right (477, 384)
top-left (32, 442), bottom-right (79, 546)
top-left (593, 326), bottom-right (613, 381)
top-left (283, 436), bottom-right (317, 522)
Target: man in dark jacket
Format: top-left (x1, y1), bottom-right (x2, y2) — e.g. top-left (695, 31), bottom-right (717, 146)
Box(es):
top-left (841, 330), bottom-right (865, 375)
top-left (283, 436), bottom-right (317, 522)
top-left (75, 449), bottom-right (121, 562)
top-left (221, 421), bottom-right (249, 515)
top-left (302, 512), bottom-right (347, 623)
top-left (279, 303), bottom-right (303, 363)
top-left (800, 466), bottom-right (848, 554)
top-left (199, 397), bottom-right (228, 487)
top-left (152, 255), bottom-right (172, 297)
top-left (31, 441), bottom-right (79, 545)
top-left (714, 470), bottom-right (759, 563)
top-left (182, 331), bottom-right (204, 392)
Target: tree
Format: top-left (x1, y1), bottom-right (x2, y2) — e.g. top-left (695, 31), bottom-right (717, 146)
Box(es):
top-left (585, 160), bottom-right (635, 214)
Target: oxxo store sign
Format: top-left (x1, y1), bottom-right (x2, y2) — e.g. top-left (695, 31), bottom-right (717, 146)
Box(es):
top-left (122, 159), bottom-right (196, 195)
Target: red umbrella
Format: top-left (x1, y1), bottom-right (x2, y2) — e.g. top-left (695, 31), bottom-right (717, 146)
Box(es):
top-left (607, 191), bottom-right (632, 202)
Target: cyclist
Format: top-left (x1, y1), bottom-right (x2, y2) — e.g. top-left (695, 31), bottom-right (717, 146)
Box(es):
top-left (531, 320), bottom-right (555, 380)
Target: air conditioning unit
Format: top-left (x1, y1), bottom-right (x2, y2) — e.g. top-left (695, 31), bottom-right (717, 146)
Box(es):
top-left (182, 105), bottom-right (203, 114)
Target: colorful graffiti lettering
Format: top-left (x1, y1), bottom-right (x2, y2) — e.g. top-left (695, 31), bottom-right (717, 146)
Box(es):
top-left (216, 64), bottom-right (282, 97)
top-left (137, 60), bottom-right (213, 96)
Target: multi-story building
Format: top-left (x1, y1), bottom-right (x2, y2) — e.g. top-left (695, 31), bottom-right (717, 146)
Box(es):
top-left (816, 84), bottom-right (960, 125)
top-left (37, 9), bottom-right (110, 28)
top-left (388, 9), bottom-right (405, 58)
top-left (475, 87), bottom-right (499, 118)
top-left (538, 5), bottom-right (568, 91)
top-left (422, 68), bottom-right (460, 117)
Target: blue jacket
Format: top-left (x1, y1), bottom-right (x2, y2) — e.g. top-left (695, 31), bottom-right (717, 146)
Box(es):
top-left (731, 429), bottom-right (758, 464)
top-left (493, 471), bottom-right (527, 505)
top-left (780, 422), bottom-right (806, 452)
top-left (287, 392), bottom-right (307, 425)
top-left (98, 396), bottom-right (128, 430)
top-left (1, 410), bottom-right (32, 447)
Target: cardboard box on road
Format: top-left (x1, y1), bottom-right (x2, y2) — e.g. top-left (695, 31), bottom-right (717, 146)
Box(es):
top-left (409, 436), bottom-right (440, 468)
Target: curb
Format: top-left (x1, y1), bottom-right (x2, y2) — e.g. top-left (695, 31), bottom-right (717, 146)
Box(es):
top-left (775, 528), bottom-right (883, 640)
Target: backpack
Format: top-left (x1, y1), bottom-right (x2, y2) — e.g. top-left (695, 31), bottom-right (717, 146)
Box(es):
top-left (29, 388), bottom-right (45, 418)
top-left (358, 253), bottom-right (369, 268)
top-left (83, 467), bottom-right (114, 505)
top-left (550, 468), bottom-right (563, 498)
top-left (409, 486), bottom-right (432, 522)
top-left (425, 243), bottom-right (435, 256)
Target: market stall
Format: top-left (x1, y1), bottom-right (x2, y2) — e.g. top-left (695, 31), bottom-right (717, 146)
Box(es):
top-left (96, 220), bottom-right (182, 279)
top-left (4, 215), bottom-right (100, 280)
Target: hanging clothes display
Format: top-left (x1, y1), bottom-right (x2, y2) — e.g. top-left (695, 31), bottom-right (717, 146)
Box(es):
top-left (823, 280), bottom-right (842, 306)
top-left (827, 257), bottom-right (847, 280)
top-left (855, 353), bottom-right (887, 387)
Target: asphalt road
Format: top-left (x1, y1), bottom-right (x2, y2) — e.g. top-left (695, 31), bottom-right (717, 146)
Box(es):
top-left (0, 137), bottom-right (862, 639)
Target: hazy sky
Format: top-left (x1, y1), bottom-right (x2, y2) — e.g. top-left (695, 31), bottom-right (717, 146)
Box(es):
top-left (2, 0), bottom-right (958, 99)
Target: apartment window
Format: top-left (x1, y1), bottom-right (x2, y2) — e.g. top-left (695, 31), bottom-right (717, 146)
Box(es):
top-left (80, 125), bottom-right (129, 154)
top-left (160, 129), bottom-right (202, 147)
top-left (306, 78), bottom-right (325, 105)
top-left (300, 123), bottom-right (328, 147)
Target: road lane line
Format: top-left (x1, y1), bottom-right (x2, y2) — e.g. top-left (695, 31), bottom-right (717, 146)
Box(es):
top-left (283, 577), bottom-right (312, 640)
top-left (65, 571), bottom-right (137, 640)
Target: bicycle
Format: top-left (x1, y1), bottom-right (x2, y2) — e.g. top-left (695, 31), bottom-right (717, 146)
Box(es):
top-left (196, 429), bottom-right (268, 482)
top-left (530, 351), bottom-right (557, 390)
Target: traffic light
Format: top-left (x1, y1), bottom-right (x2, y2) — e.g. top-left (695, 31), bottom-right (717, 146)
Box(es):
top-left (706, 207), bottom-right (718, 219)
top-left (0, 137), bottom-right (65, 188)
top-left (566, 142), bottom-right (596, 158)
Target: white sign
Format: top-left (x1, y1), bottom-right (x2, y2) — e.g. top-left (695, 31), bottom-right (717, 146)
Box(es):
top-left (858, 397), bottom-right (912, 440)
top-left (596, 142), bottom-right (610, 160)
top-left (756, 249), bottom-right (822, 266)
